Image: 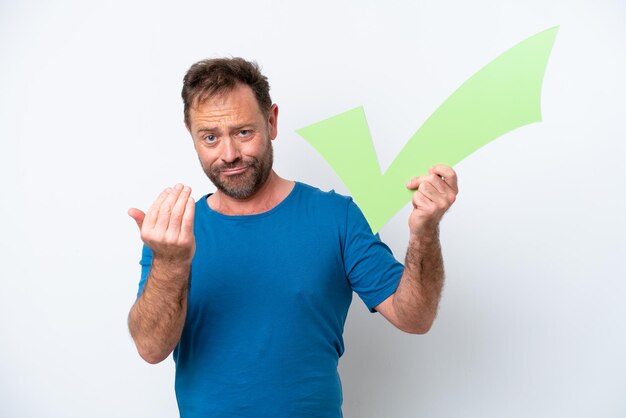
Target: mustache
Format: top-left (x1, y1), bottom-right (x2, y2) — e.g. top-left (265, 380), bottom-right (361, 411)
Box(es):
top-left (215, 158), bottom-right (258, 172)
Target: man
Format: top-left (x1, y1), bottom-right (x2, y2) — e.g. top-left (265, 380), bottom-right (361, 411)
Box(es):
top-left (128, 57), bottom-right (458, 417)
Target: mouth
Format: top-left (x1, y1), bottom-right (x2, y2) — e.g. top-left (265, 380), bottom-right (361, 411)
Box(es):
top-left (220, 165), bottom-right (249, 176)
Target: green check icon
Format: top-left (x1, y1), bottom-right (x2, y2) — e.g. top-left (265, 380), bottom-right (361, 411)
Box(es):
top-left (297, 27), bottom-right (558, 233)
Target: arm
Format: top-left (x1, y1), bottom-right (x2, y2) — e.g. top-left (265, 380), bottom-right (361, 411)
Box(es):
top-left (375, 165), bottom-right (458, 334)
top-left (127, 184), bottom-right (196, 364)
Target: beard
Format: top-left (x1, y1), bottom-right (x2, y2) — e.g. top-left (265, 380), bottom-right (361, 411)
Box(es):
top-left (203, 140), bottom-right (274, 200)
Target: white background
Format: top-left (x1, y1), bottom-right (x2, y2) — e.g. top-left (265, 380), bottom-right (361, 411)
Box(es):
top-left (1, 1), bottom-right (625, 417)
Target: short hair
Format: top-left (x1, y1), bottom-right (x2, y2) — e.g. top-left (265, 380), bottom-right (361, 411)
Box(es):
top-left (181, 57), bottom-right (272, 127)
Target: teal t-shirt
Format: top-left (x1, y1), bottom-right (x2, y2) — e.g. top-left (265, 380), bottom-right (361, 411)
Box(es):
top-left (138, 182), bottom-right (403, 417)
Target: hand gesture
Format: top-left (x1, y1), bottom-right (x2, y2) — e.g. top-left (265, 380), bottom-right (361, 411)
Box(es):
top-left (128, 184), bottom-right (196, 264)
top-left (406, 165), bottom-right (458, 235)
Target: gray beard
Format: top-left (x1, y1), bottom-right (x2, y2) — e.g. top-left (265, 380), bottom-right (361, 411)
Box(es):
top-left (204, 142), bottom-right (274, 200)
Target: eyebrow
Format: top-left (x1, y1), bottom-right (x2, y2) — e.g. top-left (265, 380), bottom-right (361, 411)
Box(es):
top-left (232, 124), bottom-right (255, 131)
top-left (195, 127), bottom-right (216, 134)
top-left (196, 124), bottom-right (256, 135)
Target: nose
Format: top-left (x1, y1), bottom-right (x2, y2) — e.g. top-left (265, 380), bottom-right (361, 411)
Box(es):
top-left (220, 138), bottom-right (241, 163)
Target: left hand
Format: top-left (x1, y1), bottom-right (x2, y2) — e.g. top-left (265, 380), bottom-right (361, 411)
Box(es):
top-left (406, 164), bottom-right (458, 235)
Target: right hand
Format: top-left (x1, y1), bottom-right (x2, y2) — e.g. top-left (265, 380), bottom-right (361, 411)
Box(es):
top-left (128, 184), bottom-right (196, 264)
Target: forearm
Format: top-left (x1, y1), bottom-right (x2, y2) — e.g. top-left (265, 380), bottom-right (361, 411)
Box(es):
top-left (128, 258), bottom-right (190, 364)
top-left (393, 227), bottom-right (444, 334)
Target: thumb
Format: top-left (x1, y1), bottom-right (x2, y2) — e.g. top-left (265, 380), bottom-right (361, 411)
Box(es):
top-left (406, 177), bottom-right (424, 190)
top-left (128, 208), bottom-right (146, 230)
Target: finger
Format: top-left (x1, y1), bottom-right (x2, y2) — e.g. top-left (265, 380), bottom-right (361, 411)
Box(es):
top-left (407, 174), bottom-right (446, 196)
top-left (406, 175), bottom-right (427, 190)
top-left (155, 184), bottom-right (183, 232)
top-left (429, 164), bottom-right (458, 193)
top-left (166, 185), bottom-right (192, 238)
top-left (427, 167), bottom-right (458, 205)
top-left (412, 188), bottom-right (435, 209)
top-left (423, 173), bottom-right (449, 195)
top-left (406, 173), bottom-right (449, 192)
top-left (416, 181), bottom-right (447, 206)
top-left (424, 180), bottom-right (457, 213)
top-left (144, 189), bottom-right (171, 229)
top-left (180, 196), bottom-right (196, 242)
top-left (128, 208), bottom-right (146, 230)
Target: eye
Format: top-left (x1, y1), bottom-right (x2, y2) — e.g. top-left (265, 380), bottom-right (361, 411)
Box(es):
top-left (237, 130), bottom-right (252, 138)
top-left (204, 134), bottom-right (218, 143)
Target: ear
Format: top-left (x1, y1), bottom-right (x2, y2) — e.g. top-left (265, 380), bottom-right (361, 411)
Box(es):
top-left (268, 104), bottom-right (279, 140)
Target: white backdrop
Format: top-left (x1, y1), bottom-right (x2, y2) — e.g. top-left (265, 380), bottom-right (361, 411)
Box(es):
top-left (1, 1), bottom-right (625, 417)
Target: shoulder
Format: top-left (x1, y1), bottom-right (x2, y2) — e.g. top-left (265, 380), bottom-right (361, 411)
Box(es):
top-left (294, 182), bottom-right (370, 233)
top-left (295, 182), bottom-right (353, 209)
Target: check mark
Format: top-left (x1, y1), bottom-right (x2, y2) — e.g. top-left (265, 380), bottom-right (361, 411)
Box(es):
top-left (297, 27), bottom-right (558, 233)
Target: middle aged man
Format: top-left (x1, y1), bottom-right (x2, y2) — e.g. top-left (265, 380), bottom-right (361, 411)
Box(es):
top-left (128, 57), bottom-right (458, 417)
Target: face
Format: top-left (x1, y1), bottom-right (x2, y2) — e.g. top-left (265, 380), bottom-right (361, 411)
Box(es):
top-left (187, 84), bottom-right (278, 200)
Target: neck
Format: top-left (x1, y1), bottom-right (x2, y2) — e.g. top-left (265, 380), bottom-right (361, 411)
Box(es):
top-left (208, 171), bottom-right (294, 216)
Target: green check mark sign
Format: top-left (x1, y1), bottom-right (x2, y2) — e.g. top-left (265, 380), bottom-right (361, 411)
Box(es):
top-left (297, 27), bottom-right (558, 233)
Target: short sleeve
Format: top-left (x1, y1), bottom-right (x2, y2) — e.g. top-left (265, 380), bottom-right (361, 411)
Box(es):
top-left (342, 199), bottom-right (403, 312)
top-left (136, 244), bottom-right (153, 298)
